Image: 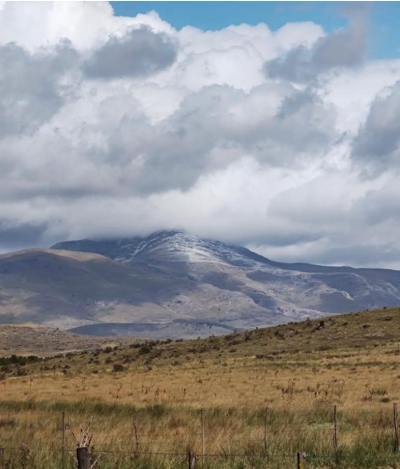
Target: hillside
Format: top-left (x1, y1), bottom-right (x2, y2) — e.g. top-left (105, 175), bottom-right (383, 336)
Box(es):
top-left (1, 305), bottom-right (399, 367)
top-left (1, 306), bottom-right (400, 403)
top-left (0, 230), bottom-right (400, 338)
top-left (0, 247), bottom-right (192, 331)
top-left (2, 307), bottom-right (400, 469)
top-left (57, 231), bottom-right (400, 336)
top-left (0, 324), bottom-right (136, 356)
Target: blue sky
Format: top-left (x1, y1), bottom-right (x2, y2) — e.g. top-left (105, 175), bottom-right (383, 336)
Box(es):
top-left (111, 1), bottom-right (400, 60)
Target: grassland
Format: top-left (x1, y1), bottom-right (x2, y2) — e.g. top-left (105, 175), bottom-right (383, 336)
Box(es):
top-left (2, 307), bottom-right (400, 467)
top-left (0, 324), bottom-right (136, 357)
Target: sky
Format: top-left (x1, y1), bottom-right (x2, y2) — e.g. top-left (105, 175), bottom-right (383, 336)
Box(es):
top-left (1, 1), bottom-right (400, 269)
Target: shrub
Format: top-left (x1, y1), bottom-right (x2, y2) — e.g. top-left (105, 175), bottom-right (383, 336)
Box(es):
top-left (113, 363), bottom-right (124, 372)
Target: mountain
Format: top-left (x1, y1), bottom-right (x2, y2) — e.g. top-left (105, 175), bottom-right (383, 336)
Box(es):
top-left (1, 230), bottom-right (400, 339)
top-left (0, 247), bottom-right (192, 330)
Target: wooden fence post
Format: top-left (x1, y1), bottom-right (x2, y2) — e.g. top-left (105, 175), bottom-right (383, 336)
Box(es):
top-left (394, 403), bottom-right (399, 452)
top-left (133, 413), bottom-right (139, 456)
top-left (297, 452), bottom-right (306, 469)
top-left (264, 407), bottom-right (269, 458)
top-left (0, 447), bottom-right (4, 469)
top-left (61, 410), bottom-right (66, 467)
top-left (201, 409), bottom-right (205, 467)
top-left (77, 447), bottom-right (90, 469)
top-left (333, 405), bottom-right (338, 457)
top-left (188, 450), bottom-right (197, 469)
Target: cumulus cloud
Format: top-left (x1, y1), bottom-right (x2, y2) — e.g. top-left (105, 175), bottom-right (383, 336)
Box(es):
top-left (1, 1), bottom-right (400, 269)
top-left (83, 27), bottom-right (177, 79)
top-left (351, 80), bottom-right (400, 176)
top-left (265, 3), bottom-right (369, 82)
top-left (0, 41), bottom-right (78, 136)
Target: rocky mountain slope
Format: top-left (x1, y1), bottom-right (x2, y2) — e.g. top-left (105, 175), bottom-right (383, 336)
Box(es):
top-left (1, 230), bottom-right (400, 338)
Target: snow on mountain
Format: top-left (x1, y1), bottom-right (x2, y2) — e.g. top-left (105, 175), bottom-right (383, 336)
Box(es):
top-left (48, 230), bottom-right (400, 337)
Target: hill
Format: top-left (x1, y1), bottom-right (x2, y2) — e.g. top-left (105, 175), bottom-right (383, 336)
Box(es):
top-left (1, 305), bottom-right (400, 366)
top-left (1, 306), bottom-right (400, 401)
top-left (0, 324), bottom-right (136, 356)
top-left (2, 307), bottom-right (400, 469)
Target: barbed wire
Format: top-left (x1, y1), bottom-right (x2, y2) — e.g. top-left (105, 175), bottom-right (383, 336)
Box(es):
top-left (2, 404), bottom-right (400, 468)
top-left (1, 445), bottom-right (400, 460)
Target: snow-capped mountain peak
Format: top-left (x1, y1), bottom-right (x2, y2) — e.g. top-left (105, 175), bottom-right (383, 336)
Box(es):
top-left (50, 230), bottom-right (400, 339)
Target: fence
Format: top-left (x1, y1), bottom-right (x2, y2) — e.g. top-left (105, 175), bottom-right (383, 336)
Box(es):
top-left (1, 402), bottom-right (400, 468)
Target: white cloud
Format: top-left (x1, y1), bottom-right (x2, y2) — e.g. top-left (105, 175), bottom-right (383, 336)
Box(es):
top-left (1, 2), bottom-right (400, 268)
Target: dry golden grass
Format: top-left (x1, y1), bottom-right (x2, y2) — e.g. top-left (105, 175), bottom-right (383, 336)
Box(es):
top-left (2, 307), bottom-right (400, 468)
top-left (0, 324), bottom-right (137, 356)
top-left (1, 345), bottom-right (400, 409)
top-left (2, 307), bottom-right (400, 408)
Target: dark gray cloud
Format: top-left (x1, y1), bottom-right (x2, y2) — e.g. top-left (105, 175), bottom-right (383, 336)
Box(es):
top-left (274, 87), bottom-right (337, 151)
top-left (83, 27), bottom-right (177, 79)
top-left (266, 46), bottom-right (317, 83)
top-left (351, 81), bottom-right (400, 176)
top-left (0, 41), bottom-right (78, 137)
top-left (351, 185), bottom-right (400, 227)
top-left (314, 3), bottom-right (368, 68)
top-left (238, 231), bottom-right (323, 250)
top-left (293, 243), bottom-right (400, 268)
top-left (0, 220), bottom-right (49, 250)
top-left (265, 4), bottom-right (368, 83)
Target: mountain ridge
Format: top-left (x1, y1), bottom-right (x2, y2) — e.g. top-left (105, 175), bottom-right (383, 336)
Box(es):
top-left (0, 230), bottom-right (399, 338)
top-left (53, 229), bottom-right (400, 274)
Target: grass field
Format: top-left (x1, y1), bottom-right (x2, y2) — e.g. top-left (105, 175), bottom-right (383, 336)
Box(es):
top-left (1, 307), bottom-right (400, 467)
top-left (0, 324), bottom-right (138, 357)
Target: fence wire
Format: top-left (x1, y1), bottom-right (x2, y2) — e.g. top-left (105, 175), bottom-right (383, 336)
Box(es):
top-left (2, 404), bottom-right (400, 468)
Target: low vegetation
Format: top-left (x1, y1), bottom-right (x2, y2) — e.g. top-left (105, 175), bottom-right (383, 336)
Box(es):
top-left (1, 307), bottom-right (400, 467)
top-left (0, 324), bottom-right (137, 357)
